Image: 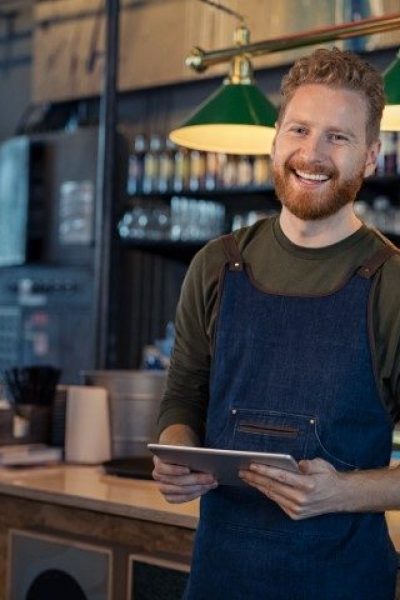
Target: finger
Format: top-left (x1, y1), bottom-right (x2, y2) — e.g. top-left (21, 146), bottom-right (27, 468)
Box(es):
top-left (153, 470), bottom-right (216, 486)
top-left (153, 456), bottom-right (190, 476)
top-left (164, 489), bottom-right (211, 504)
top-left (249, 464), bottom-right (301, 486)
top-left (240, 470), bottom-right (309, 503)
top-left (299, 458), bottom-right (335, 474)
top-left (247, 464), bottom-right (314, 492)
top-left (160, 482), bottom-right (217, 497)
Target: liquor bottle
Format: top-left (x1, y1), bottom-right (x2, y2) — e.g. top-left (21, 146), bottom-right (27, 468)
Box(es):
top-left (158, 138), bottom-right (175, 193)
top-left (253, 155), bottom-right (270, 187)
top-left (127, 134), bottom-right (146, 195)
top-left (222, 155), bottom-right (237, 189)
top-left (142, 134), bottom-right (161, 194)
top-left (173, 146), bottom-right (190, 193)
top-left (215, 153), bottom-right (228, 189)
top-left (205, 152), bottom-right (217, 191)
top-left (395, 133), bottom-right (400, 175)
top-left (189, 150), bottom-right (206, 192)
top-left (376, 132), bottom-right (386, 176)
top-left (384, 132), bottom-right (397, 175)
top-left (236, 155), bottom-right (253, 188)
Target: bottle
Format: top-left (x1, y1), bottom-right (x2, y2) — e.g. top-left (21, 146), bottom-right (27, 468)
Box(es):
top-left (142, 134), bottom-right (161, 194)
top-left (236, 155), bottom-right (253, 188)
top-left (383, 132), bottom-right (397, 175)
top-left (215, 153), bottom-right (228, 189)
top-left (396, 133), bottom-right (400, 175)
top-left (222, 155), bottom-right (237, 189)
top-left (173, 146), bottom-right (190, 193)
top-left (189, 150), bottom-right (206, 192)
top-left (127, 134), bottom-right (146, 195)
top-left (158, 138), bottom-right (175, 193)
top-left (375, 138), bottom-right (385, 177)
top-left (253, 155), bottom-right (270, 187)
top-left (205, 152), bottom-right (217, 191)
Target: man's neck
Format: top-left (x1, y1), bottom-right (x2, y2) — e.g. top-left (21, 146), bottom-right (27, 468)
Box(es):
top-left (279, 206), bottom-right (363, 248)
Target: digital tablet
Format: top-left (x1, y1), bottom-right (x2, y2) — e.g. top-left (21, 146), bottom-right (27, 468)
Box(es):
top-left (148, 444), bottom-right (299, 486)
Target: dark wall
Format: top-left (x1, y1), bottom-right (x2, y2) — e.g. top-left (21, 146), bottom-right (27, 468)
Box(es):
top-left (0, 0), bottom-right (397, 145)
top-left (0, 0), bottom-right (32, 143)
top-left (0, 4), bottom-right (398, 368)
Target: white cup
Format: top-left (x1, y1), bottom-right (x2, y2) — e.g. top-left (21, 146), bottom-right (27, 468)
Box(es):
top-left (65, 385), bottom-right (111, 464)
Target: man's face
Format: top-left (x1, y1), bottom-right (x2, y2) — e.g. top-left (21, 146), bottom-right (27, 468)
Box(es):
top-left (271, 84), bottom-right (379, 221)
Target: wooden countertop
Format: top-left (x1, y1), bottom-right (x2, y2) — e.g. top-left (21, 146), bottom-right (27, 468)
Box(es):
top-left (1, 464), bottom-right (400, 551)
top-left (0, 465), bottom-right (199, 529)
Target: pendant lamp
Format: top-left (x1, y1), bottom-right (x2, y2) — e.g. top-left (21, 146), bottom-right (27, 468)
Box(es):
top-left (381, 49), bottom-right (400, 131)
top-left (169, 26), bottom-right (277, 155)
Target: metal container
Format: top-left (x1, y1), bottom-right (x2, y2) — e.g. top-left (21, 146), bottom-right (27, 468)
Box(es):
top-left (82, 370), bottom-right (167, 458)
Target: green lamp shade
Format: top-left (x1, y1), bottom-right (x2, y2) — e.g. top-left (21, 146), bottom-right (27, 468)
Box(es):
top-left (170, 83), bottom-right (278, 155)
top-left (381, 50), bottom-right (400, 131)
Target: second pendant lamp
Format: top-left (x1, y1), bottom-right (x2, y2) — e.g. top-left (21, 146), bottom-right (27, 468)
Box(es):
top-left (169, 26), bottom-right (278, 156)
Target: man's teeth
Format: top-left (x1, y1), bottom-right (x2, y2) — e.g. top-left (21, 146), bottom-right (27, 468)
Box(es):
top-left (295, 169), bottom-right (329, 182)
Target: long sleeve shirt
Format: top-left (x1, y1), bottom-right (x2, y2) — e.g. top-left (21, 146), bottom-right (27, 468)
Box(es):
top-left (157, 216), bottom-right (400, 440)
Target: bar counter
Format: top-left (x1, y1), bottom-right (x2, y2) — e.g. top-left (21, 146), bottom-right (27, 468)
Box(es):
top-left (2, 464), bottom-right (400, 542)
top-left (0, 465), bottom-right (400, 599)
top-left (0, 464), bottom-right (198, 529)
top-left (0, 465), bottom-right (198, 600)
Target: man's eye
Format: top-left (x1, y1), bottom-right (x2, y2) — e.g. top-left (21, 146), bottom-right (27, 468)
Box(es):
top-left (290, 127), bottom-right (306, 135)
top-left (329, 133), bottom-right (347, 142)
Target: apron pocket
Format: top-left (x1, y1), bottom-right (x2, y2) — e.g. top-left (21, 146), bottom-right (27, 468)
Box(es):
top-left (232, 409), bottom-right (314, 460)
top-left (311, 418), bottom-right (359, 470)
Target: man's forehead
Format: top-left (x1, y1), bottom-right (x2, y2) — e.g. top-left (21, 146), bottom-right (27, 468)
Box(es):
top-left (281, 84), bottom-right (368, 130)
top-left (285, 83), bottom-right (367, 110)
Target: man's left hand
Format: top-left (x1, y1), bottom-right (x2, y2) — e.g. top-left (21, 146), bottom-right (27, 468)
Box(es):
top-left (239, 458), bottom-right (347, 520)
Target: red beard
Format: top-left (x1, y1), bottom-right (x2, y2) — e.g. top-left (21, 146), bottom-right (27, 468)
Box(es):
top-left (272, 158), bottom-right (365, 221)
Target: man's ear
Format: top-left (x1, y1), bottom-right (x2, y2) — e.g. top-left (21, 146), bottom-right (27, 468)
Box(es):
top-left (364, 139), bottom-right (381, 178)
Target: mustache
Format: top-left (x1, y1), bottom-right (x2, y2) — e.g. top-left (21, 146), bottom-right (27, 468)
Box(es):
top-left (285, 158), bottom-right (338, 179)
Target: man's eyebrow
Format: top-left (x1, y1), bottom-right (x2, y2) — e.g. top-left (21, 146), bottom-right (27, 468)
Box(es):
top-left (283, 119), bottom-right (309, 128)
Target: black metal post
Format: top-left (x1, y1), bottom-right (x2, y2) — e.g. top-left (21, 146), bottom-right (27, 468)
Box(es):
top-left (93, 0), bottom-right (119, 368)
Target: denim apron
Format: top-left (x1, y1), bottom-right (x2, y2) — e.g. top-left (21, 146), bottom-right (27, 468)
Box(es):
top-left (184, 234), bottom-right (399, 600)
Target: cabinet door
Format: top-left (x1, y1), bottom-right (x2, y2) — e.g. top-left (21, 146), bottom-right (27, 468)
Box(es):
top-left (8, 529), bottom-right (113, 600)
top-left (128, 554), bottom-right (189, 600)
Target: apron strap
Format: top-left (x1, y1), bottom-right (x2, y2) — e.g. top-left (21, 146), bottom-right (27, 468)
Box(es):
top-left (357, 231), bottom-right (399, 279)
top-left (221, 234), bottom-right (243, 271)
top-left (222, 230), bottom-right (398, 278)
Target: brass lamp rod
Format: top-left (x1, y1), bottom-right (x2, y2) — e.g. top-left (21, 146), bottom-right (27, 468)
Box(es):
top-left (187, 12), bottom-right (400, 72)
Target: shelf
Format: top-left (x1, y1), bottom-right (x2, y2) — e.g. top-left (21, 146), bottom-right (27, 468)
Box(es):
top-left (363, 175), bottom-right (400, 187)
top-left (119, 237), bottom-right (208, 259)
top-left (127, 176), bottom-right (400, 200)
top-left (127, 184), bottom-right (275, 200)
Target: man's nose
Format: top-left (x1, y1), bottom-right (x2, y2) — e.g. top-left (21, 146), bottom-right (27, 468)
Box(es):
top-left (299, 134), bottom-right (326, 162)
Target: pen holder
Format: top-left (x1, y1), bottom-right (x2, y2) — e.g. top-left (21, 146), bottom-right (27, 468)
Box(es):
top-left (14, 405), bottom-right (52, 444)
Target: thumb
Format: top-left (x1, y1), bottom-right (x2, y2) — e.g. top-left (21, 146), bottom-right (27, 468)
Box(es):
top-left (299, 458), bottom-right (335, 474)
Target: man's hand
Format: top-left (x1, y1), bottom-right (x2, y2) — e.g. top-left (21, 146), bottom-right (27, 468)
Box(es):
top-left (152, 424), bottom-right (218, 503)
top-left (239, 458), bottom-right (346, 519)
top-left (152, 455), bottom-right (218, 504)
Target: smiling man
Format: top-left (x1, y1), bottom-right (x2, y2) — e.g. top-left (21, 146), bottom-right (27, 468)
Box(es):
top-left (153, 48), bottom-right (400, 599)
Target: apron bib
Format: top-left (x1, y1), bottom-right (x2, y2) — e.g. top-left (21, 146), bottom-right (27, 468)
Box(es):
top-left (185, 235), bottom-right (398, 600)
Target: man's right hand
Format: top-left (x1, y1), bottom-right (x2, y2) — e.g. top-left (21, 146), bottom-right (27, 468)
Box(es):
top-left (152, 456), bottom-right (218, 503)
top-left (152, 424), bottom-right (218, 503)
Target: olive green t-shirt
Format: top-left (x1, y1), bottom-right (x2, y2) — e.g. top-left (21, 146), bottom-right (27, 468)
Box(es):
top-left (157, 216), bottom-right (400, 439)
